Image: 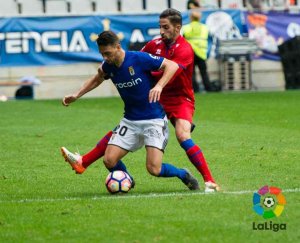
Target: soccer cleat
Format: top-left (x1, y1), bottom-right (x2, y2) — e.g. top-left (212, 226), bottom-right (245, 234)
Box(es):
top-left (182, 169), bottom-right (200, 190)
top-left (130, 177), bottom-right (135, 189)
top-left (204, 181), bottom-right (221, 193)
top-left (61, 147), bottom-right (85, 174)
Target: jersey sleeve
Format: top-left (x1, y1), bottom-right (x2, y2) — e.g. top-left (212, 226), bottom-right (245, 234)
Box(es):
top-left (100, 62), bottom-right (110, 80)
top-left (138, 52), bottom-right (164, 71)
top-left (101, 62), bottom-right (108, 74)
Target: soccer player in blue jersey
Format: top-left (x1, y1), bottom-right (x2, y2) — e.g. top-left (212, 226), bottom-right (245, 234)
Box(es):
top-left (61, 30), bottom-right (199, 190)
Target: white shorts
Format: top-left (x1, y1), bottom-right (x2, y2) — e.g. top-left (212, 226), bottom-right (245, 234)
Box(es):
top-left (108, 116), bottom-right (169, 152)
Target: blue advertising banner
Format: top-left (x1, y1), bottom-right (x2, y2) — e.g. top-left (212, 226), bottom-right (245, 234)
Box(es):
top-left (0, 10), bottom-right (245, 67)
top-left (245, 12), bottom-right (300, 61)
top-left (0, 16), bottom-right (103, 66)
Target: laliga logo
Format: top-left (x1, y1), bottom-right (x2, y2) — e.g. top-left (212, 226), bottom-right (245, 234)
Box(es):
top-left (252, 185), bottom-right (287, 232)
top-left (253, 185), bottom-right (286, 219)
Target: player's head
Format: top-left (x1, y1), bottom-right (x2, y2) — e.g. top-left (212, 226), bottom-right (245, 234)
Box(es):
top-left (96, 31), bottom-right (122, 64)
top-left (159, 8), bottom-right (182, 45)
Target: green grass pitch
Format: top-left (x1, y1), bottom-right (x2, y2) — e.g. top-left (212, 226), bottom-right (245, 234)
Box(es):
top-left (0, 91), bottom-right (299, 242)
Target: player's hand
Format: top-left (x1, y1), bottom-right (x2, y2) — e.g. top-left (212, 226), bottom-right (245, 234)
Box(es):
top-left (149, 84), bottom-right (162, 103)
top-left (62, 95), bottom-right (77, 106)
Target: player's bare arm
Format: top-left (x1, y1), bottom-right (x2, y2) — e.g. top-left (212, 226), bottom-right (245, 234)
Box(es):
top-left (149, 59), bottom-right (178, 103)
top-left (62, 68), bottom-right (105, 106)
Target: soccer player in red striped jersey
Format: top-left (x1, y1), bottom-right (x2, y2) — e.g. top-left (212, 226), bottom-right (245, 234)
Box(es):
top-left (141, 9), bottom-right (219, 192)
top-left (61, 9), bottom-right (219, 192)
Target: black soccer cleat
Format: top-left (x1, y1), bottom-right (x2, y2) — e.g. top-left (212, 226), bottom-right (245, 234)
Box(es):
top-left (130, 177), bottom-right (135, 189)
top-left (182, 169), bottom-right (200, 190)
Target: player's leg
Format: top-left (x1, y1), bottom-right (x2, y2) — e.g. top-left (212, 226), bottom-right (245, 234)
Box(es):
top-left (105, 118), bottom-right (143, 185)
top-left (143, 117), bottom-right (199, 190)
top-left (103, 144), bottom-right (128, 170)
top-left (174, 117), bottom-right (210, 180)
top-left (82, 123), bottom-right (135, 168)
top-left (174, 118), bottom-right (220, 192)
top-left (145, 146), bottom-right (199, 190)
top-left (82, 130), bottom-right (113, 168)
top-left (61, 130), bottom-right (128, 174)
top-left (165, 101), bottom-right (220, 192)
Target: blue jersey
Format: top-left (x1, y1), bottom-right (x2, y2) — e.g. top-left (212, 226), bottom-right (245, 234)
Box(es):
top-left (102, 51), bottom-right (165, 120)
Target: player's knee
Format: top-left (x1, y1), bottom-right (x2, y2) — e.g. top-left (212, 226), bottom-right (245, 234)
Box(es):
top-left (146, 163), bottom-right (160, 176)
top-left (175, 120), bottom-right (192, 142)
top-left (175, 130), bottom-right (190, 143)
top-left (103, 154), bottom-right (117, 169)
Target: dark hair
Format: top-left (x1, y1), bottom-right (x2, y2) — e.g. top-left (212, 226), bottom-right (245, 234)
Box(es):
top-left (159, 8), bottom-right (182, 26)
top-left (96, 31), bottom-right (119, 46)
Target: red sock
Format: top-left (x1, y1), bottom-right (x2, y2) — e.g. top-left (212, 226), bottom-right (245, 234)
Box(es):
top-left (82, 131), bottom-right (113, 168)
top-left (186, 145), bottom-right (215, 183)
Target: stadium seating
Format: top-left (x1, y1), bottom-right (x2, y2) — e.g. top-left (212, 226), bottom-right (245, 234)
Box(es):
top-left (0, 0), bottom-right (19, 16)
top-left (45, 0), bottom-right (69, 15)
top-left (121, 0), bottom-right (144, 13)
top-left (1, 0), bottom-right (299, 17)
top-left (201, 0), bottom-right (219, 9)
top-left (146, 0), bottom-right (168, 12)
top-left (95, 0), bottom-right (119, 13)
top-left (170, 0), bottom-right (186, 12)
top-left (18, 0), bottom-right (44, 15)
top-left (68, 0), bottom-right (94, 14)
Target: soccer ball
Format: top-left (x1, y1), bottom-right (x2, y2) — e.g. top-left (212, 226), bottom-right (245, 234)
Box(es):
top-left (105, 170), bottom-right (132, 194)
top-left (263, 197), bottom-right (275, 208)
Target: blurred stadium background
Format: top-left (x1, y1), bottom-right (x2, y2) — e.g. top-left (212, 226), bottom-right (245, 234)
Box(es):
top-left (0, 0), bottom-right (300, 99)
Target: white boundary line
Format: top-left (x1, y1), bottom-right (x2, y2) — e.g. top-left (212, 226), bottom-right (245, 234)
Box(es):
top-left (0, 188), bottom-right (299, 204)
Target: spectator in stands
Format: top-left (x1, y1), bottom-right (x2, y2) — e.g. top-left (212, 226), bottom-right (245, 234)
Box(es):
top-left (187, 0), bottom-right (201, 9)
top-left (183, 11), bottom-right (211, 92)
